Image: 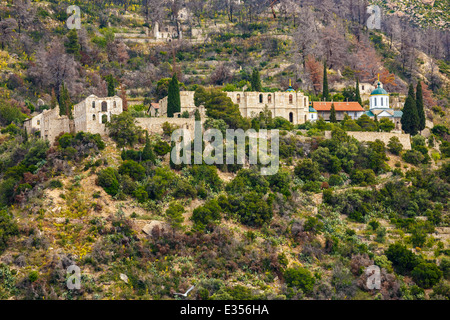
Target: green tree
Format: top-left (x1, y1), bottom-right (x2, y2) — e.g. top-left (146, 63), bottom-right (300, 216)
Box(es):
top-left (356, 114), bottom-right (377, 131)
top-left (194, 87), bottom-right (249, 129)
top-left (379, 118), bottom-right (395, 132)
top-left (322, 61), bottom-right (329, 101)
top-left (0, 210), bottom-right (19, 254)
top-left (106, 74), bottom-right (116, 97)
top-left (416, 81), bottom-right (426, 132)
top-left (166, 201), bottom-right (185, 230)
top-left (97, 168), bottom-right (120, 196)
top-left (412, 262), bottom-right (443, 289)
top-left (58, 82), bottom-right (71, 117)
top-left (330, 103), bottom-right (337, 123)
top-left (142, 132), bottom-right (155, 163)
top-left (167, 74), bottom-right (181, 117)
top-left (106, 113), bottom-right (142, 147)
top-left (386, 243), bottom-right (420, 275)
top-left (284, 267), bottom-right (316, 294)
top-left (401, 84), bottom-right (419, 135)
top-left (294, 159), bottom-right (321, 181)
top-left (355, 78), bottom-right (362, 105)
top-left (251, 68), bottom-right (262, 92)
top-left (65, 29), bottom-right (80, 57)
top-left (387, 136), bottom-right (403, 155)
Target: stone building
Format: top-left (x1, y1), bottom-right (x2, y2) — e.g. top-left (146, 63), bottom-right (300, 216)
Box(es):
top-left (73, 95), bottom-right (123, 135)
top-left (312, 101), bottom-right (365, 122)
top-left (159, 85), bottom-right (310, 125)
top-left (25, 95), bottom-right (123, 142)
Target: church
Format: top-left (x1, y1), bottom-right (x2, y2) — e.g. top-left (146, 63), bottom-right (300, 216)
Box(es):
top-left (310, 78), bottom-right (403, 130)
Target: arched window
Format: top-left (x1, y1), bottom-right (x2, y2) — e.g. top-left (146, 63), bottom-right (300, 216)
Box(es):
top-left (237, 94), bottom-right (241, 104)
top-left (289, 95), bottom-right (293, 104)
top-left (304, 97), bottom-right (307, 106)
top-left (381, 98), bottom-right (383, 107)
top-left (102, 114), bottom-right (108, 124)
top-left (268, 94), bottom-right (272, 103)
top-left (259, 94), bottom-right (263, 103)
top-left (101, 101), bottom-right (108, 112)
top-left (93, 114), bottom-right (96, 121)
top-left (289, 112), bottom-right (294, 123)
top-left (37, 120), bottom-right (40, 126)
top-left (114, 101), bottom-right (117, 108)
top-left (374, 98), bottom-right (377, 107)
top-left (92, 101), bottom-right (95, 108)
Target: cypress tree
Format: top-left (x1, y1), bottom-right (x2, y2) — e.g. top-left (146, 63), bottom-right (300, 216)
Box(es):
top-left (194, 108), bottom-right (201, 121)
top-left (401, 84), bottom-right (419, 135)
top-left (59, 83), bottom-right (71, 117)
top-left (65, 29), bottom-right (80, 57)
top-left (416, 81), bottom-right (426, 132)
top-left (251, 68), bottom-right (262, 92)
top-left (50, 88), bottom-right (58, 109)
top-left (142, 132), bottom-right (155, 163)
top-left (355, 78), bottom-right (362, 106)
top-left (322, 61), bottom-right (329, 101)
top-left (167, 74), bottom-right (181, 117)
top-left (106, 75), bottom-right (116, 97)
top-left (330, 103), bottom-right (337, 123)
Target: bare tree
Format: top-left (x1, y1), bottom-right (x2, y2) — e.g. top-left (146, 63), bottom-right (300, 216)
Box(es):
top-left (0, 18), bottom-right (17, 50)
top-left (293, 8), bottom-right (322, 68)
top-left (11, 0), bottom-right (36, 34)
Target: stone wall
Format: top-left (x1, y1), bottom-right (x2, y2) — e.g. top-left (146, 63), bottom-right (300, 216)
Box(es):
top-left (136, 117), bottom-right (201, 137)
top-left (325, 131), bottom-right (411, 150)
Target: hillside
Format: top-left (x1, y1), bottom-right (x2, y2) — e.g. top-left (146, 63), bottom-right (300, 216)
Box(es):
top-left (0, 0), bottom-right (449, 302)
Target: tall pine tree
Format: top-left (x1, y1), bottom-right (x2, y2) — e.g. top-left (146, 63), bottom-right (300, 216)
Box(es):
top-left (416, 81), bottom-right (426, 132)
top-left (167, 74), bottom-right (181, 117)
top-left (330, 103), bottom-right (337, 123)
top-left (401, 84), bottom-right (419, 136)
top-left (59, 83), bottom-right (72, 117)
top-left (65, 29), bottom-right (80, 57)
top-left (355, 78), bottom-right (362, 105)
top-left (251, 68), bottom-right (262, 92)
top-left (106, 75), bottom-right (116, 97)
top-left (322, 61), bottom-right (329, 101)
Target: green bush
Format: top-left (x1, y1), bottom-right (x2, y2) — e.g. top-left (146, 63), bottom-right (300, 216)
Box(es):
top-left (97, 168), bottom-right (120, 196)
top-left (411, 262), bottom-right (443, 289)
top-left (119, 160), bottom-right (146, 181)
top-left (328, 174), bottom-right (343, 186)
top-left (386, 243), bottom-right (420, 275)
top-left (0, 210), bottom-right (18, 254)
top-left (284, 267), bottom-right (316, 294)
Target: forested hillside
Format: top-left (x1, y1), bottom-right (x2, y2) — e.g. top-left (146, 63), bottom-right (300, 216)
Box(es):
top-left (0, 0), bottom-right (449, 301)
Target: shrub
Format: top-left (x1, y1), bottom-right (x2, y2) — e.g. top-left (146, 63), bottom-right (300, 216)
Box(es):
top-left (386, 243), bottom-right (420, 275)
top-left (97, 168), bottom-right (120, 196)
top-left (294, 159), bottom-right (321, 181)
top-left (0, 210), bottom-right (18, 254)
top-left (119, 160), bottom-right (146, 181)
top-left (402, 150), bottom-right (425, 165)
top-left (49, 180), bottom-right (63, 189)
top-left (191, 199), bottom-right (221, 230)
top-left (411, 262), bottom-right (443, 289)
top-left (387, 136), bottom-right (403, 155)
top-left (284, 267), bottom-right (316, 294)
top-left (328, 174), bottom-right (343, 186)
top-left (166, 201), bottom-right (185, 230)
top-left (154, 140), bottom-right (171, 156)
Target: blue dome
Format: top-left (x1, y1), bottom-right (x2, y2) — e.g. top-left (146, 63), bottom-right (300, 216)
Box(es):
top-left (371, 81), bottom-right (388, 95)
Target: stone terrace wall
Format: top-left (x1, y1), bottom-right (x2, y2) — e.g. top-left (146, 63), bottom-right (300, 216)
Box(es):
top-left (136, 118), bottom-right (201, 136)
top-left (324, 131), bottom-right (411, 150)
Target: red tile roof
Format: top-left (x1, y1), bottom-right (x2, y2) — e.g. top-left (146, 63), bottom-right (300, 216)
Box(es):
top-left (151, 103), bottom-right (159, 109)
top-left (313, 102), bottom-right (364, 112)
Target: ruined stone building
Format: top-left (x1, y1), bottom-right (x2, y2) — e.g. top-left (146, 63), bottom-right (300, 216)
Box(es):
top-left (24, 95), bottom-right (123, 142)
